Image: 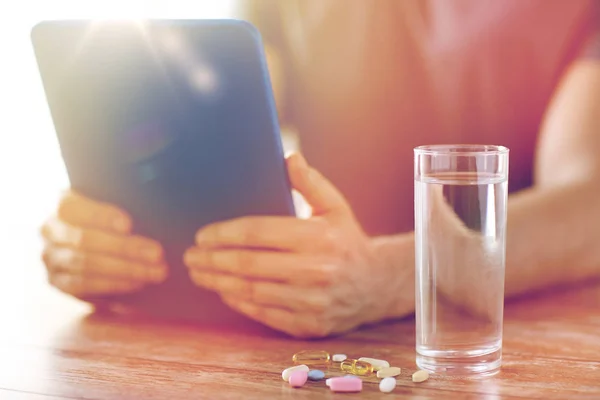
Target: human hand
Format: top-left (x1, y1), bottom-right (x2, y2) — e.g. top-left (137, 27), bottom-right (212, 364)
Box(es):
top-left (41, 191), bottom-right (168, 301)
top-left (426, 184), bottom-right (505, 322)
top-left (184, 153), bottom-right (401, 338)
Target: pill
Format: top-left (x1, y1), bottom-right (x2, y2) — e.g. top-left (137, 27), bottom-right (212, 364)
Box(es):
top-left (358, 357), bottom-right (390, 371)
top-left (412, 369), bottom-right (430, 383)
top-left (282, 365), bottom-right (309, 381)
top-left (379, 377), bottom-right (397, 393)
top-left (377, 367), bottom-right (401, 378)
top-left (292, 350), bottom-right (330, 366)
top-left (307, 369), bottom-right (325, 381)
top-left (332, 354), bottom-right (347, 362)
top-left (329, 376), bottom-right (363, 393)
top-left (289, 370), bottom-right (308, 388)
top-left (326, 375), bottom-right (358, 387)
top-left (341, 359), bottom-right (373, 376)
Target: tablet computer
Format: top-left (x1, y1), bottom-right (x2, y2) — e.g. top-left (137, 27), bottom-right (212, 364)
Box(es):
top-left (31, 19), bottom-right (296, 323)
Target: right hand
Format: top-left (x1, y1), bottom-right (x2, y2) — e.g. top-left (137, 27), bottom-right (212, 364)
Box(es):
top-left (40, 190), bottom-right (168, 301)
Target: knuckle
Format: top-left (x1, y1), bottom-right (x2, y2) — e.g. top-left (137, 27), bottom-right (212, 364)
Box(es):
top-left (235, 251), bottom-right (255, 270)
top-left (239, 220), bottom-right (259, 246)
top-left (321, 227), bottom-right (342, 253)
top-left (320, 262), bottom-right (341, 285)
top-left (310, 296), bottom-right (332, 314)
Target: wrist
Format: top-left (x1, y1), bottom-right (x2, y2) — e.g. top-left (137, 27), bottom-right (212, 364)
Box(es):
top-left (368, 233), bottom-right (416, 321)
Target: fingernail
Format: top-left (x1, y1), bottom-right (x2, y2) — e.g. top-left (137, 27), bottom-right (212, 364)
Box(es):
top-left (140, 246), bottom-right (161, 262)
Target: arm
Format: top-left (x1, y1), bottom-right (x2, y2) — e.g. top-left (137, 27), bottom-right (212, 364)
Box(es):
top-left (505, 59), bottom-right (600, 297)
top-left (181, 59), bottom-right (600, 337)
top-left (375, 58), bottom-right (600, 321)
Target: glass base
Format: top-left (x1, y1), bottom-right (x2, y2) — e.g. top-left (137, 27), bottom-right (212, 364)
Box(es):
top-left (416, 346), bottom-right (502, 377)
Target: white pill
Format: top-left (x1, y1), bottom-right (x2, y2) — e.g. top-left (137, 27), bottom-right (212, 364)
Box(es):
top-left (357, 357), bottom-right (390, 370)
top-left (379, 377), bottom-right (397, 393)
top-left (377, 367), bottom-right (401, 378)
top-left (282, 365), bottom-right (309, 381)
top-left (332, 354), bottom-right (347, 362)
top-left (412, 369), bottom-right (430, 383)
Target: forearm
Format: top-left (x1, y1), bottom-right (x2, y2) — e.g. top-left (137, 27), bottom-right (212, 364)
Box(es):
top-left (369, 178), bottom-right (600, 319)
top-left (508, 58), bottom-right (600, 296)
top-left (370, 233), bottom-right (415, 320)
top-left (505, 181), bottom-right (600, 297)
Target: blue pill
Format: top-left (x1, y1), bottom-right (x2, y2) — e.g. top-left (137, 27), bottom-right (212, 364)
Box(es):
top-left (308, 369), bottom-right (325, 381)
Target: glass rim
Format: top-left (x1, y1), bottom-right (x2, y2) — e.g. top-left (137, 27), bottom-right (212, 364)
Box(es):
top-left (414, 144), bottom-right (509, 156)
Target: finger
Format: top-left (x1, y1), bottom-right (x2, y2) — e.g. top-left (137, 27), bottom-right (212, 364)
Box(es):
top-left (57, 190), bottom-right (131, 233)
top-left (42, 216), bottom-right (163, 263)
top-left (286, 153), bottom-right (352, 217)
top-left (188, 270), bottom-right (331, 312)
top-left (195, 217), bottom-right (338, 253)
top-left (43, 244), bottom-right (167, 283)
top-left (221, 296), bottom-right (325, 338)
top-left (184, 248), bottom-right (338, 285)
top-left (49, 272), bottom-right (146, 297)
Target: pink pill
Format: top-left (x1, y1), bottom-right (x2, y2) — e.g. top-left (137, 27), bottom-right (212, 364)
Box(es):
top-left (289, 370), bottom-right (308, 388)
top-left (328, 376), bottom-right (363, 392)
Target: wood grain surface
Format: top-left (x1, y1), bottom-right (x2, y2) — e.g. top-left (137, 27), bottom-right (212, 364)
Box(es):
top-left (2, 251), bottom-right (600, 399)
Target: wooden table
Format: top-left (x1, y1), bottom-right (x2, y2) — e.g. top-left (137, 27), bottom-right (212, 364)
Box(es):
top-left (2, 247), bottom-right (600, 399)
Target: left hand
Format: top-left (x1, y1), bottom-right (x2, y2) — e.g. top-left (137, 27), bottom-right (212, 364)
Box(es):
top-left (183, 153), bottom-right (391, 338)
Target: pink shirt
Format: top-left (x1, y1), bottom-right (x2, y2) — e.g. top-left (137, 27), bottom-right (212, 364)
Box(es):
top-left (246, 0), bottom-right (600, 235)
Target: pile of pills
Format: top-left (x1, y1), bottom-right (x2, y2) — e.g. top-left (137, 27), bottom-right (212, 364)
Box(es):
top-left (281, 350), bottom-right (430, 394)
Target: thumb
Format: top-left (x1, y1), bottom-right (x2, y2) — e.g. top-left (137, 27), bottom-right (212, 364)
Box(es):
top-left (286, 153), bottom-right (351, 217)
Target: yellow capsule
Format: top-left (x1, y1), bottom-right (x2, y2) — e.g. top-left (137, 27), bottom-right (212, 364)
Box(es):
top-left (292, 350), bottom-right (331, 366)
top-left (340, 359), bottom-right (374, 376)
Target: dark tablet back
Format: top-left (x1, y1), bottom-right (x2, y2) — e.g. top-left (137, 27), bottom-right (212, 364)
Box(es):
top-left (31, 19), bottom-right (295, 322)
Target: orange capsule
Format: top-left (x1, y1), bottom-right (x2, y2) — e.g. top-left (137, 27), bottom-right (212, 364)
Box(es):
top-left (292, 350), bottom-right (331, 366)
top-left (340, 359), bottom-right (374, 376)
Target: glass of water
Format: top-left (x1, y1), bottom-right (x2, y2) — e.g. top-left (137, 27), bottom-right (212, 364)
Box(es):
top-left (414, 144), bottom-right (509, 376)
